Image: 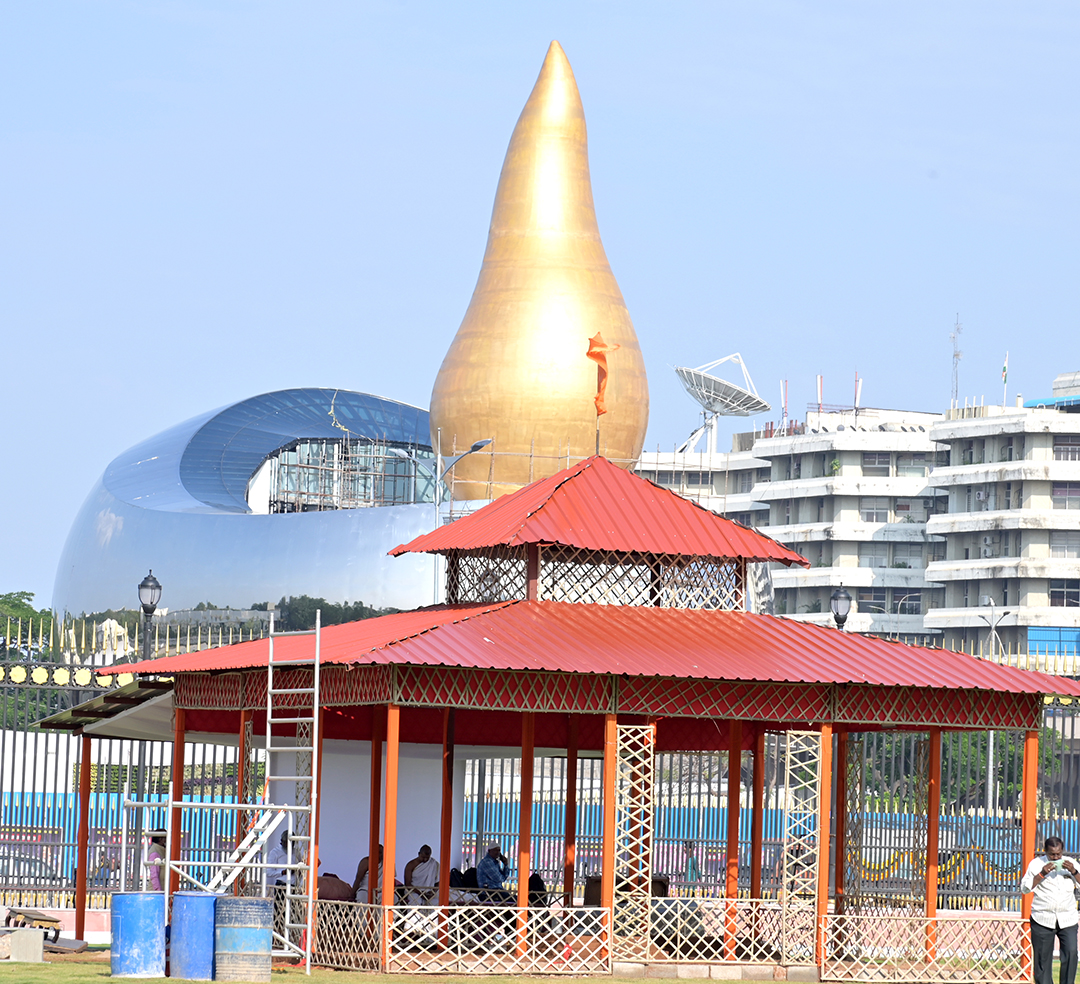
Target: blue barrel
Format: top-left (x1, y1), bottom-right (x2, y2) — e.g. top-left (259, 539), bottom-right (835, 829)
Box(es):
top-left (110, 892), bottom-right (165, 978)
top-left (214, 896), bottom-right (273, 982)
top-left (171, 891), bottom-right (219, 980)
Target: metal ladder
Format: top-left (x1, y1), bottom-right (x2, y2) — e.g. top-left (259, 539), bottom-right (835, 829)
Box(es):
top-left (264, 610), bottom-right (321, 969)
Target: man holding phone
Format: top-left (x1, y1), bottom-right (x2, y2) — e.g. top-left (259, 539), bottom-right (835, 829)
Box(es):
top-left (1021, 836), bottom-right (1079, 984)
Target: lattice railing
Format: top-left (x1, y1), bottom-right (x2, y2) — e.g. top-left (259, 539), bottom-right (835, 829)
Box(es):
top-left (782, 732), bottom-right (821, 907)
top-left (843, 734), bottom-right (865, 915)
top-left (445, 546), bottom-right (745, 611)
top-left (613, 723), bottom-right (656, 960)
top-left (447, 547), bottom-right (529, 605)
top-left (313, 900), bottom-right (383, 971)
top-left (385, 904), bottom-right (610, 975)
top-left (820, 913), bottom-right (1028, 982)
top-left (648, 897), bottom-right (815, 965)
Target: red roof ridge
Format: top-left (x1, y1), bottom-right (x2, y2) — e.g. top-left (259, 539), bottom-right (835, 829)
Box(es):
top-left (391, 455), bottom-right (808, 566)
top-left (504, 457), bottom-right (595, 547)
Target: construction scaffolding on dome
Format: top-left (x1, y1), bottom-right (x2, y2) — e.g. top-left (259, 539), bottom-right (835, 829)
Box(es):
top-left (49, 456), bottom-right (1080, 981)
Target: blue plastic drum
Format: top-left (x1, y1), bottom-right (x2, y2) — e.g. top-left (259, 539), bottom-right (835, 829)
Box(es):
top-left (110, 892), bottom-right (166, 978)
top-left (214, 896), bottom-right (274, 982)
top-left (171, 891), bottom-right (218, 980)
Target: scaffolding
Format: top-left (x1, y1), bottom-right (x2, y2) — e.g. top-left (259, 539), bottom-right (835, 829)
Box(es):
top-left (267, 438), bottom-right (435, 513)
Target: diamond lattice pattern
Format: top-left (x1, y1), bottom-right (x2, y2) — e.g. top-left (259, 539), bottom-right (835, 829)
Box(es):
top-left (613, 724), bottom-right (656, 960)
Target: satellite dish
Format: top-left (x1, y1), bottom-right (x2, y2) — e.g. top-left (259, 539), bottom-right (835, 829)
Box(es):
top-left (674, 354), bottom-right (771, 417)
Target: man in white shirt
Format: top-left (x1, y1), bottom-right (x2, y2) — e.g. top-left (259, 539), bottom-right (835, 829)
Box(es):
top-left (1021, 836), bottom-right (1079, 984)
top-left (265, 829), bottom-right (291, 887)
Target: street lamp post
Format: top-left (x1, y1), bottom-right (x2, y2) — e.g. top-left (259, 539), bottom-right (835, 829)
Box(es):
top-left (830, 586), bottom-right (852, 631)
top-left (976, 600), bottom-right (1010, 814)
top-left (138, 570), bottom-right (162, 662)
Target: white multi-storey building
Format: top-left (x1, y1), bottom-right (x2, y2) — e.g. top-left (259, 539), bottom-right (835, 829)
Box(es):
top-left (637, 408), bottom-right (948, 639)
top-left (924, 373), bottom-right (1080, 655)
top-left (640, 372), bottom-right (1080, 652)
top-left (749, 409), bottom-right (947, 636)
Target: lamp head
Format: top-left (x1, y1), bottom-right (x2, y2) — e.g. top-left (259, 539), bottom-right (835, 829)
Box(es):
top-left (830, 586), bottom-right (852, 629)
top-left (138, 570), bottom-right (162, 615)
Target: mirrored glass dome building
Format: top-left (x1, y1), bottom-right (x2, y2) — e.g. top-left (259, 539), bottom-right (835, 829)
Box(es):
top-left (54, 388), bottom-right (438, 617)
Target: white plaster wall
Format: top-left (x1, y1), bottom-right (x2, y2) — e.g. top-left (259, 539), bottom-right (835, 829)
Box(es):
top-left (289, 741), bottom-right (469, 884)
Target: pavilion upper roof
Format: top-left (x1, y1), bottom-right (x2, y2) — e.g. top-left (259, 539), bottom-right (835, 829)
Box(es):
top-left (120, 599), bottom-right (1079, 701)
top-left (390, 455), bottom-right (808, 567)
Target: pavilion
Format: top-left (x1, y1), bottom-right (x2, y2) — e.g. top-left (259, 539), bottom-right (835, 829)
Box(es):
top-left (83, 456), bottom-right (1079, 980)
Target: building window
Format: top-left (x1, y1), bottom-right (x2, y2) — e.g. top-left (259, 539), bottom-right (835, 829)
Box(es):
top-left (857, 588), bottom-right (887, 613)
top-left (859, 543), bottom-right (889, 568)
top-left (893, 543), bottom-right (924, 568)
top-left (1054, 436), bottom-right (1080, 461)
top-left (656, 471), bottom-right (674, 485)
top-left (894, 590), bottom-right (921, 615)
top-left (896, 452), bottom-right (928, 477)
top-left (860, 497), bottom-right (890, 522)
top-left (1051, 531), bottom-right (1080, 559)
top-left (862, 452), bottom-right (891, 477)
top-left (1052, 483), bottom-right (1080, 510)
top-left (1050, 580), bottom-right (1080, 607)
top-left (685, 471), bottom-right (711, 486)
top-left (738, 472), bottom-right (754, 494)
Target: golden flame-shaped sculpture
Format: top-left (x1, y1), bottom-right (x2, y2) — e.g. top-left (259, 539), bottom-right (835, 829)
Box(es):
top-left (430, 41), bottom-right (649, 498)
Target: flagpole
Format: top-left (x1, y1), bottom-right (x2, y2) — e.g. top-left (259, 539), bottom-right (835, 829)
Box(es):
top-left (1002, 352), bottom-right (1009, 407)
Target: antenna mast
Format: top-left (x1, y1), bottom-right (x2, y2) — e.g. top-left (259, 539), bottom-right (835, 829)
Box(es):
top-left (950, 314), bottom-right (963, 405)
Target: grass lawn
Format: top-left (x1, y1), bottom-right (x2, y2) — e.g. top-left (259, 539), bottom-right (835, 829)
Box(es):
top-left (0, 952), bottom-right (567, 984)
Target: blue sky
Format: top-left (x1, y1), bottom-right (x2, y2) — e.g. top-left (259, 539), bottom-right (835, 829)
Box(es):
top-left (3, 2), bottom-right (1078, 605)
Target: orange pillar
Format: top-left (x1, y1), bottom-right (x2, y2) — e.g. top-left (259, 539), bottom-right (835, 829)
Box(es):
top-left (724, 721), bottom-right (743, 959)
top-left (563, 716), bottom-right (578, 908)
top-left (815, 723), bottom-right (833, 968)
top-left (750, 730), bottom-right (765, 899)
top-left (601, 714), bottom-right (617, 914)
top-left (1021, 728), bottom-right (1039, 979)
top-left (925, 727), bottom-right (941, 961)
top-left (725, 721), bottom-right (743, 898)
top-left (381, 703), bottom-right (400, 967)
top-left (368, 706), bottom-right (384, 904)
top-left (835, 730), bottom-right (847, 916)
top-left (236, 708), bottom-right (252, 850)
top-left (1021, 728), bottom-right (1039, 924)
top-left (517, 713), bottom-right (535, 956)
top-left (439, 708), bottom-right (455, 909)
top-left (169, 707), bottom-right (186, 897)
top-left (74, 734), bottom-right (92, 941)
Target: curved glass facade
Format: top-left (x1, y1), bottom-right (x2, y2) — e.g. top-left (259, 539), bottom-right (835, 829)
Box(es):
top-left (54, 389), bottom-right (438, 617)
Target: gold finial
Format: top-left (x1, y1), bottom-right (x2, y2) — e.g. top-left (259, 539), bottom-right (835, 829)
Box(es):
top-left (429, 41), bottom-right (649, 498)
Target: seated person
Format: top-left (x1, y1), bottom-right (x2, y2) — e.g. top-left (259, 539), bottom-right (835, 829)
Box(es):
top-left (476, 842), bottom-right (512, 903)
top-left (318, 873), bottom-right (356, 901)
top-left (403, 844), bottom-right (439, 905)
top-left (352, 845), bottom-right (383, 901)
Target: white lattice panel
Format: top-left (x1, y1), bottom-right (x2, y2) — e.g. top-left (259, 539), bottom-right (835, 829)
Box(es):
top-left (781, 732), bottom-right (821, 912)
top-left (613, 723), bottom-right (656, 960)
top-left (385, 904), bottom-right (610, 975)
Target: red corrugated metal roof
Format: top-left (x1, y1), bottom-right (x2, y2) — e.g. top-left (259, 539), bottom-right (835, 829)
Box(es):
top-left (389, 456), bottom-right (808, 567)
top-left (123, 600), bottom-right (1080, 698)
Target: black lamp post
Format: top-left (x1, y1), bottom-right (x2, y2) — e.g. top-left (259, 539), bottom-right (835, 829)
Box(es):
top-left (138, 570), bottom-right (162, 661)
top-left (830, 586), bottom-right (852, 631)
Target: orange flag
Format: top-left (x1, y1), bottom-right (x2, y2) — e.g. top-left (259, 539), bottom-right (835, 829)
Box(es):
top-left (586, 332), bottom-right (620, 416)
